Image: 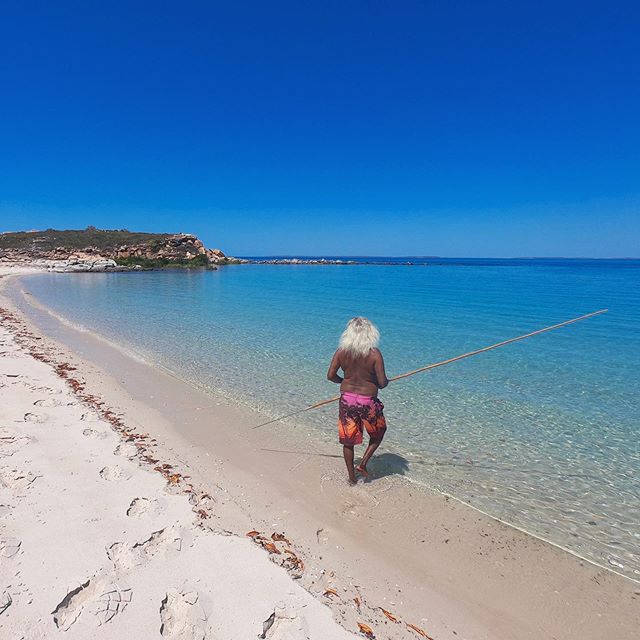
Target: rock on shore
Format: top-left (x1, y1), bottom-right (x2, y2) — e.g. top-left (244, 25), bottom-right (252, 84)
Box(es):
top-left (31, 257), bottom-right (134, 273)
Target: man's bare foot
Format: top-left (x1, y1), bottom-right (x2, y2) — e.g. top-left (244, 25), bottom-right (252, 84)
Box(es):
top-left (355, 464), bottom-right (369, 478)
top-left (348, 476), bottom-right (358, 485)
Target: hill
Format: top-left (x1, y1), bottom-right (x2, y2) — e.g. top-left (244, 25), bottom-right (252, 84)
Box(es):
top-left (0, 227), bottom-right (238, 268)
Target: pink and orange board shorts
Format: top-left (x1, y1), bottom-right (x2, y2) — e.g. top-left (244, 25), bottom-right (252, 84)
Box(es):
top-left (338, 392), bottom-right (387, 445)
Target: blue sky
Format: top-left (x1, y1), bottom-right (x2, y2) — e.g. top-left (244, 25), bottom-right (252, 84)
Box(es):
top-left (1, 2), bottom-right (638, 257)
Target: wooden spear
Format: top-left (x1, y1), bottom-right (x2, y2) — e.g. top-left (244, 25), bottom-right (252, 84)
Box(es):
top-left (251, 309), bottom-right (608, 430)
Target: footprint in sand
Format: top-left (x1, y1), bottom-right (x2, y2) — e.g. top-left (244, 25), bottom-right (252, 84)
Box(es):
top-left (99, 465), bottom-right (132, 482)
top-left (260, 605), bottom-right (310, 639)
top-left (107, 527), bottom-right (183, 571)
top-left (23, 412), bottom-right (46, 423)
top-left (0, 430), bottom-right (32, 457)
top-left (0, 468), bottom-right (39, 491)
top-left (160, 589), bottom-right (209, 640)
top-left (95, 584), bottom-right (133, 624)
top-left (114, 442), bottom-right (138, 458)
top-left (0, 537), bottom-right (21, 559)
top-left (52, 578), bottom-right (132, 630)
top-left (33, 397), bottom-right (70, 408)
top-left (126, 497), bottom-right (160, 518)
top-left (52, 580), bottom-right (93, 631)
top-left (25, 384), bottom-right (57, 394)
top-left (83, 427), bottom-right (109, 439)
top-left (0, 590), bottom-right (12, 616)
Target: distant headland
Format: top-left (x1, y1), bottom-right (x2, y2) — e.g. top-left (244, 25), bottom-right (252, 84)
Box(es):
top-left (0, 229), bottom-right (426, 271)
top-left (0, 227), bottom-right (243, 272)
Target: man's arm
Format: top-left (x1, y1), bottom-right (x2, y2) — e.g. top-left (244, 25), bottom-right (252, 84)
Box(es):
top-left (327, 350), bottom-right (344, 384)
top-left (374, 349), bottom-right (389, 389)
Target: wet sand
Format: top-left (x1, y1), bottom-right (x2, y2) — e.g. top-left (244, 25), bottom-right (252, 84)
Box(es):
top-left (2, 268), bottom-right (639, 639)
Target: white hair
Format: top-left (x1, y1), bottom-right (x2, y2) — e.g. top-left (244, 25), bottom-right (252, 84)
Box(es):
top-left (339, 317), bottom-right (380, 357)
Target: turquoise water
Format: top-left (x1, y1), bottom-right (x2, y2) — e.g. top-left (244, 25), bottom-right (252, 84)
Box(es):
top-left (16, 260), bottom-right (640, 578)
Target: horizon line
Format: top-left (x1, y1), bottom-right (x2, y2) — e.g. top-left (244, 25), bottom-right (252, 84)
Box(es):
top-left (238, 255), bottom-right (640, 260)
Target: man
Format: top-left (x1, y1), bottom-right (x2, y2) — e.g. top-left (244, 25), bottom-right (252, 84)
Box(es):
top-left (327, 317), bottom-right (388, 484)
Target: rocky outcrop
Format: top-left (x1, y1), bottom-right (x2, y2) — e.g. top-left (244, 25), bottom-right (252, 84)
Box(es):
top-left (113, 233), bottom-right (235, 265)
top-left (0, 251), bottom-right (123, 272)
top-left (0, 230), bottom-right (244, 269)
top-left (32, 258), bottom-right (136, 273)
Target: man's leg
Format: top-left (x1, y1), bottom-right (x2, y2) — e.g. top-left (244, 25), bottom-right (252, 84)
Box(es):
top-left (343, 445), bottom-right (357, 484)
top-left (356, 437), bottom-right (382, 476)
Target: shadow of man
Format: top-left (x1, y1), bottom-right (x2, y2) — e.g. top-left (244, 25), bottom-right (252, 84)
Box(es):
top-left (367, 452), bottom-right (410, 479)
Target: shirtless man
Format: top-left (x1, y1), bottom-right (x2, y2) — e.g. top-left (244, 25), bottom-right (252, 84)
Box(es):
top-left (327, 317), bottom-right (389, 484)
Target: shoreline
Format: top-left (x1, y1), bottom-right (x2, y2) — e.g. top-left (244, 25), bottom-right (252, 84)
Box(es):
top-left (14, 275), bottom-right (635, 583)
top-left (2, 267), bottom-right (639, 639)
top-left (13, 270), bottom-right (639, 582)
top-left (0, 267), bottom-right (357, 640)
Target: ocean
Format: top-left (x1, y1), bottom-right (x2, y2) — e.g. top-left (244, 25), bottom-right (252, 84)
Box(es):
top-left (14, 258), bottom-right (640, 578)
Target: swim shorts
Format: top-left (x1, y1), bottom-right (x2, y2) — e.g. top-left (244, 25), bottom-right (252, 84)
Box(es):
top-left (338, 392), bottom-right (387, 446)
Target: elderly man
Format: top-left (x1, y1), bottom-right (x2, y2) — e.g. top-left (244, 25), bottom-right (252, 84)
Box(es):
top-left (327, 317), bottom-right (389, 484)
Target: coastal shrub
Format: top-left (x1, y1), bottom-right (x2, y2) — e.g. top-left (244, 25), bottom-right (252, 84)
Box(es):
top-left (0, 228), bottom-right (173, 252)
top-left (114, 254), bottom-right (214, 269)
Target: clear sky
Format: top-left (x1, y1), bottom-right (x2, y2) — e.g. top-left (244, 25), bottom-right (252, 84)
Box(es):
top-left (1, 2), bottom-right (638, 257)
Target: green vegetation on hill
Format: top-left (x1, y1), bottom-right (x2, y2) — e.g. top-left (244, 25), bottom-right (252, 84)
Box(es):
top-left (114, 254), bottom-right (212, 269)
top-left (0, 227), bottom-right (171, 252)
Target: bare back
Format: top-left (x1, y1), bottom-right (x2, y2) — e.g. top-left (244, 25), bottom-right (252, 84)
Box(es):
top-left (327, 348), bottom-right (389, 396)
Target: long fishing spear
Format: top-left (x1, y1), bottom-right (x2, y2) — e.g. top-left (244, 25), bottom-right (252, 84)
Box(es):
top-left (251, 308), bottom-right (608, 430)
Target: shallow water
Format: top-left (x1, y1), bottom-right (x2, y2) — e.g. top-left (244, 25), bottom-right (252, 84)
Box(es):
top-left (16, 259), bottom-right (640, 577)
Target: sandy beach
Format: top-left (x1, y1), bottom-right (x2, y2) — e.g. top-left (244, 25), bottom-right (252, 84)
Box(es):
top-left (1, 267), bottom-right (639, 640)
top-left (0, 267), bottom-right (357, 639)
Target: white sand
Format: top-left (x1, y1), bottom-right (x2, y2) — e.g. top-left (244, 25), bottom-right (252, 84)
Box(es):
top-left (0, 273), bottom-right (355, 638)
